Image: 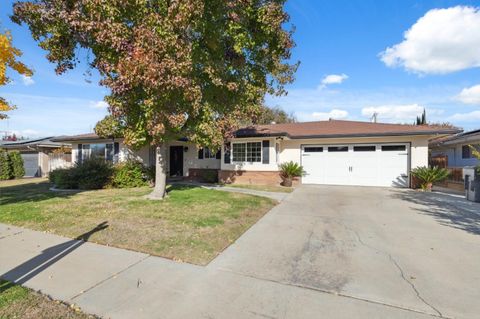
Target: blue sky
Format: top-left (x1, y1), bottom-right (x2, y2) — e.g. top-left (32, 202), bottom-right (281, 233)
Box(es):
top-left (1, 0), bottom-right (480, 138)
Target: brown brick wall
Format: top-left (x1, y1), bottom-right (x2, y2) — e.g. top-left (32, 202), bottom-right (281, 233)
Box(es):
top-left (218, 170), bottom-right (300, 186)
top-left (187, 168), bottom-right (219, 183)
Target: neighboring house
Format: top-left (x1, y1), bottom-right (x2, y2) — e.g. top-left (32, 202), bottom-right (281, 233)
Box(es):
top-left (0, 137), bottom-right (72, 177)
top-left (430, 129), bottom-right (480, 168)
top-left (53, 120), bottom-right (458, 188)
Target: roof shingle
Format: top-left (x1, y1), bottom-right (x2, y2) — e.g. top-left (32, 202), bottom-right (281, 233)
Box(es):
top-left (234, 120), bottom-right (461, 139)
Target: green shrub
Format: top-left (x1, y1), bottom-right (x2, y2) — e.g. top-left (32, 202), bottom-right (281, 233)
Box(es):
top-left (279, 161), bottom-right (304, 179)
top-left (111, 160), bottom-right (150, 188)
top-left (49, 168), bottom-right (79, 189)
top-left (411, 166), bottom-right (449, 191)
top-left (75, 158), bottom-right (113, 189)
top-left (50, 158), bottom-right (113, 190)
top-left (9, 151), bottom-right (25, 178)
top-left (470, 145), bottom-right (480, 174)
top-left (0, 150), bottom-right (12, 180)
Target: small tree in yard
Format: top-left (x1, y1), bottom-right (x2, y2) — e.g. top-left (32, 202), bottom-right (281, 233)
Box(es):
top-left (13, 0), bottom-right (297, 199)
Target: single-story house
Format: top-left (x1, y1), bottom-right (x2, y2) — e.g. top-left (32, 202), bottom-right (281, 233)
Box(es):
top-left (53, 120), bottom-right (458, 188)
top-left (0, 137), bottom-right (71, 177)
top-left (430, 128), bottom-right (480, 168)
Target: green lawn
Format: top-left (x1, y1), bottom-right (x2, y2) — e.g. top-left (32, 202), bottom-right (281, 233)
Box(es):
top-left (0, 280), bottom-right (93, 319)
top-left (226, 183), bottom-right (294, 193)
top-left (0, 178), bottom-right (275, 265)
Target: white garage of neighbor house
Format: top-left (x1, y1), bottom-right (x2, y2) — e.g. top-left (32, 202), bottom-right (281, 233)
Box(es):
top-left (219, 120), bottom-right (459, 187)
top-left (53, 120), bottom-right (459, 188)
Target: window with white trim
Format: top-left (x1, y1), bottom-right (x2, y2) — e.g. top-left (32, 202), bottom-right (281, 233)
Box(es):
top-left (232, 142), bottom-right (262, 162)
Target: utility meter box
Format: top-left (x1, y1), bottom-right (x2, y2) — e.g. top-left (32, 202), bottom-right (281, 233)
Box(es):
top-left (463, 167), bottom-right (480, 203)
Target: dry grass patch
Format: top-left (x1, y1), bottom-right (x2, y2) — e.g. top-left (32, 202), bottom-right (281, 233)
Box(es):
top-left (0, 179), bottom-right (275, 265)
top-left (0, 280), bottom-right (94, 319)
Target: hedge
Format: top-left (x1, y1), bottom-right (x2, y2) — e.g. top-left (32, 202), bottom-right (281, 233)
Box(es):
top-left (0, 150), bottom-right (24, 180)
top-left (50, 158), bottom-right (153, 190)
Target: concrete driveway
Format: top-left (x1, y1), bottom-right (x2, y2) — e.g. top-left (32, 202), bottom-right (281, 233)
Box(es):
top-left (2, 185), bottom-right (479, 319)
top-left (210, 185), bottom-right (480, 319)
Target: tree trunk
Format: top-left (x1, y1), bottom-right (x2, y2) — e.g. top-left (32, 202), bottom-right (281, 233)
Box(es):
top-left (147, 144), bottom-right (167, 200)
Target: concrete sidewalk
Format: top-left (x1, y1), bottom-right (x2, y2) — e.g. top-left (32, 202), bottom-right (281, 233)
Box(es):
top-left (0, 223), bottom-right (434, 319)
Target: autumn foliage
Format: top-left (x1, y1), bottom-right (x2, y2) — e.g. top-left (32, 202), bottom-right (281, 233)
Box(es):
top-left (12, 0), bottom-right (297, 149)
top-left (0, 30), bottom-right (33, 119)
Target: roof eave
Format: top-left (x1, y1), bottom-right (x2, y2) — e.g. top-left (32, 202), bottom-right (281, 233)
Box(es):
top-left (234, 130), bottom-right (459, 139)
top-left (290, 131), bottom-right (459, 139)
top-left (233, 132), bottom-right (289, 138)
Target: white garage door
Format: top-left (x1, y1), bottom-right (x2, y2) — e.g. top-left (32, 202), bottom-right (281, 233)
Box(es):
top-left (21, 153), bottom-right (39, 177)
top-left (301, 144), bottom-right (409, 187)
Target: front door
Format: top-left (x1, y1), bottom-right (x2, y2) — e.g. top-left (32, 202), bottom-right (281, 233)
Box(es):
top-left (169, 146), bottom-right (184, 177)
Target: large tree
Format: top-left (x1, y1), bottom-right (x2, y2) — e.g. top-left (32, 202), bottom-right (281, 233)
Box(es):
top-left (254, 105), bottom-right (295, 124)
top-left (0, 30), bottom-right (33, 119)
top-left (12, 0), bottom-right (297, 198)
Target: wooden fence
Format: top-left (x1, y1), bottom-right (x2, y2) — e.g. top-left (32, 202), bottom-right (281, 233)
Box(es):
top-left (430, 155), bottom-right (447, 168)
top-left (48, 153), bottom-right (73, 173)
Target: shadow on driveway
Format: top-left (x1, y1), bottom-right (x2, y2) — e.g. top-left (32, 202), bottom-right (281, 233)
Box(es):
top-left (0, 222), bottom-right (109, 292)
top-left (390, 190), bottom-right (480, 235)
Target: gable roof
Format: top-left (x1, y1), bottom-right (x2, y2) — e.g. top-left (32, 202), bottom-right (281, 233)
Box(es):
top-left (234, 120), bottom-right (461, 139)
top-left (0, 137), bottom-right (68, 149)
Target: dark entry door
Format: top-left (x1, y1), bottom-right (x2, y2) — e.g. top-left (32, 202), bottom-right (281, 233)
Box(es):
top-left (169, 146), bottom-right (184, 177)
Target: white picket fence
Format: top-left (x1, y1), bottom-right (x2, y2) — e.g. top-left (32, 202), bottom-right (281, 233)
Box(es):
top-left (48, 153), bottom-right (73, 173)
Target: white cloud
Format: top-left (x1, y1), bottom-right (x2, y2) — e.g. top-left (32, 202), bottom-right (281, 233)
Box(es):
top-left (380, 6), bottom-right (480, 74)
top-left (90, 100), bottom-right (109, 109)
top-left (319, 73), bottom-right (348, 88)
top-left (457, 84), bottom-right (480, 105)
top-left (448, 110), bottom-right (480, 122)
top-left (298, 109), bottom-right (349, 121)
top-left (21, 75), bottom-right (34, 86)
top-left (0, 93), bottom-right (109, 137)
top-left (361, 104), bottom-right (431, 123)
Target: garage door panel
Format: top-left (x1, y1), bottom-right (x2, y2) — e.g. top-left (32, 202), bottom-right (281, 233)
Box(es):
top-left (323, 152), bottom-right (351, 186)
top-left (350, 150), bottom-right (381, 186)
top-left (301, 150), bottom-right (325, 184)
